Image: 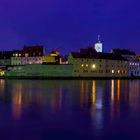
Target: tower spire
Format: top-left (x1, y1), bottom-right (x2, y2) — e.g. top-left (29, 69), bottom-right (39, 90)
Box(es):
top-left (98, 35), bottom-right (100, 43)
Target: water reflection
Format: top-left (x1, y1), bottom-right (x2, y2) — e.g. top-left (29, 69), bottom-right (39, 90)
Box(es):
top-left (50, 85), bottom-right (63, 112)
top-left (92, 80), bottom-right (96, 106)
top-left (91, 80), bottom-right (104, 134)
top-left (0, 80), bottom-right (139, 116)
top-left (117, 80), bottom-right (120, 102)
top-left (129, 80), bottom-right (140, 111)
top-left (0, 79), bottom-right (5, 95)
top-left (0, 80), bottom-right (140, 139)
top-left (111, 80), bottom-right (114, 102)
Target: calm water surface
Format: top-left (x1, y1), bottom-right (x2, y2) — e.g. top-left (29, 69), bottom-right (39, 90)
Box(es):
top-left (0, 79), bottom-right (140, 140)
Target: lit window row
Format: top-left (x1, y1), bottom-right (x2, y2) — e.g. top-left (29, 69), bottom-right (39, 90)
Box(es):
top-left (81, 64), bottom-right (96, 68)
top-left (130, 63), bottom-right (139, 66)
top-left (111, 69), bottom-right (127, 74)
top-left (13, 53), bottom-right (21, 57)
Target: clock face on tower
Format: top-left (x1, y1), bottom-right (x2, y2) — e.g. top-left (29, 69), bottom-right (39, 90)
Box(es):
top-left (95, 43), bottom-right (102, 52)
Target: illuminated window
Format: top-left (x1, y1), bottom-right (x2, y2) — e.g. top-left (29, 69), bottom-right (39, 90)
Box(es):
top-left (19, 54), bottom-right (21, 57)
top-left (25, 53), bottom-right (29, 57)
top-left (92, 64), bottom-right (96, 69)
top-left (15, 54), bottom-right (18, 57)
top-left (81, 64), bottom-right (84, 67)
top-left (112, 70), bottom-right (114, 74)
top-left (118, 70), bottom-right (120, 74)
top-left (86, 64), bottom-right (88, 67)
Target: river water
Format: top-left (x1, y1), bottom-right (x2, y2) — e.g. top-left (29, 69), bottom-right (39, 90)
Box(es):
top-left (0, 79), bottom-right (140, 140)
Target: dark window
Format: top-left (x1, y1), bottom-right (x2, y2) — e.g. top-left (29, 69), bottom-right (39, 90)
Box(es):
top-left (106, 70), bottom-right (110, 73)
top-left (83, 70), bottom-right (88, 72)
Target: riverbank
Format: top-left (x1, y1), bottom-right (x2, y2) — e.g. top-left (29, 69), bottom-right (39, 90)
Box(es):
top-left (1, 76), bottom-right (140, 80)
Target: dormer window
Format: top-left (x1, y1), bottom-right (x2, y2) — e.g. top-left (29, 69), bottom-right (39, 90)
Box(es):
top-left (25, 53), bottom-right (29, 57)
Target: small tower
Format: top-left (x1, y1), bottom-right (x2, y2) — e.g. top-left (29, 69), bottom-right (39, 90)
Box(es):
top-left (95, 35), bottom-right (102, 52)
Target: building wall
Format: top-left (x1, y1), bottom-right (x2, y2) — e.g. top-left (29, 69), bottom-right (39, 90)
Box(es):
top-left (21, 57), bottom-right (43, 65)
top-left (68, 54), bottom-right (129, 77)
top-left (0, 59), bottom-right (11, 66)
top-left (5, 64), bottom-right (73, 77)
top-left (11, 57), bottom-right (22, 65)
top-left (129, 61), bottom-right (140, 76)
top-left (43, 56), bottom-right (56, 64)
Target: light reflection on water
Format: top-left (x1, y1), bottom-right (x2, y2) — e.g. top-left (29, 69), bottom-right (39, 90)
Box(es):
top-left (0, 79), bottom-right (140, 139)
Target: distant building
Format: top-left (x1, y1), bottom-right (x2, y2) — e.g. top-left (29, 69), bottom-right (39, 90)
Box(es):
top-left (11, 50), bottom-right (23, 65)
top-left (22, 45), bottom-right (45, 65)
top-left (43, 49), bottom-right (62, 64)
top-left (129, 60), bottom-right (140, 77)
top-left (111, 48), bottom-right (140, 77)
top-left (68, 47), bottom-right (128, 77)
top-left (10, 46), bottom-right (45, 65)
top-left (125, 56), bottom-right (140, 77)
top-left (111, 48), bottom-right (136, 56)
top-left (0, 51), bottom-right (13, 66)
top-left (135, 55), bottom-right (140, 60)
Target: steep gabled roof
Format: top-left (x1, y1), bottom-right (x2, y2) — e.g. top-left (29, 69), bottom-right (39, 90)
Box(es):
top-left (23, 45), bottom-right (44, 52)
top-left (111, 48), bottom-right (136, 55)
top-left (70, 52), bottom-right (127, 61)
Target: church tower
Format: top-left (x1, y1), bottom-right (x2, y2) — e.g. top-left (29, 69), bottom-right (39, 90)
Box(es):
top-left (95, 35), bottom-right (102, 52)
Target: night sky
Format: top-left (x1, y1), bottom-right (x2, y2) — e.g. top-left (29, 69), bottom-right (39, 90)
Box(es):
top-left (0, 0), bottom-right (140, 55)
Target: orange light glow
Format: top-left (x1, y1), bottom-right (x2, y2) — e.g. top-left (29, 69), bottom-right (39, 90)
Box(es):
top-left (117, 80), bottom-right (120, 102)
top-left (92, 80), bottom-right (96, 105)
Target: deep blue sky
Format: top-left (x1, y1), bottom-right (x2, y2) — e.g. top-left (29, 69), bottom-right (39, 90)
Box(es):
top-left (0, 0), bottom-right (140, 55)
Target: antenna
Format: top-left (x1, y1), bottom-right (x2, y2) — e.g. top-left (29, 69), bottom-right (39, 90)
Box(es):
top-left (98, 35), bottom-right (100, 43)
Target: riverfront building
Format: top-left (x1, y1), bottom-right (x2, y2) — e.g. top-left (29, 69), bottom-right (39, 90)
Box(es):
top-left (11, 46), bottom-right (45, 65)
top-left (43, 49), bottom-right (62, 64)
top-left (68, 47), bottom-right (129, 77)
top-left (111, 48), bottom-right (140, 77)
top-left (1, 39), bottom-right (140, 78)
top-left (11, 50), bottom-right (22, 65)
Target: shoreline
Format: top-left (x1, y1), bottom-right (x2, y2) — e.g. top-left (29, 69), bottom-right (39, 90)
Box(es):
top-left (1, 76), bottom-right (140, 80)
